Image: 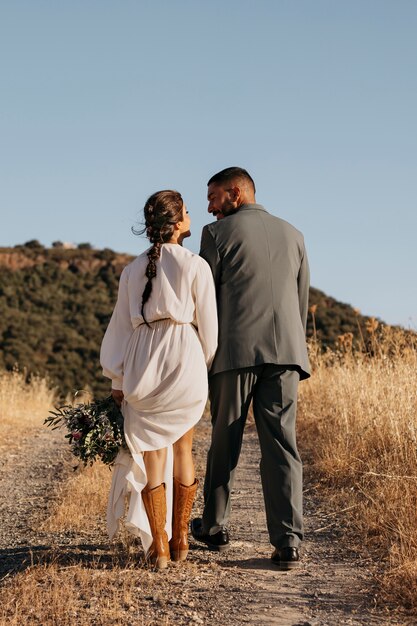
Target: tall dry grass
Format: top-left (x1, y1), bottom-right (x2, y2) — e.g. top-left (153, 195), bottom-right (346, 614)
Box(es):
top-left (0, 369), bottom-right (56, 450)
top-left (299, 319), bottom-right (417, 608)
top-left (43, 462), bottom-right (111, 533)
top-left (0, 368), bottom-right (55, 425)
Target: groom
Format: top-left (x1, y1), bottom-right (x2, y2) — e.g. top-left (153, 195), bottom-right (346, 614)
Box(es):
top-left (191, 167), bottom-right (310, 569)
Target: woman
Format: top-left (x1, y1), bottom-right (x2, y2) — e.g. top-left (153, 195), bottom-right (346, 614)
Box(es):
top-left (100, 190), bottom-right (217, 569)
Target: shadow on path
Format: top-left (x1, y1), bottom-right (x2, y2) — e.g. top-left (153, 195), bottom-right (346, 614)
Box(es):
top-left (0, 543), bottom-right (117, 579)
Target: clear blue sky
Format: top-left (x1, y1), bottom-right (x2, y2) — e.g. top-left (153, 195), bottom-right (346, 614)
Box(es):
top-left (1, 1), bottom-right (416, 327)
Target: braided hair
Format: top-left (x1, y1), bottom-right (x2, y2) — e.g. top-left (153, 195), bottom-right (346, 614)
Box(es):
top-left (138, 190), bottom-right (184, 326)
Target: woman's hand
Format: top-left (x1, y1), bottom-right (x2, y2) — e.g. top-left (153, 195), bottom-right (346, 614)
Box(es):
top-left (112, 389), bottom-right (124, 407)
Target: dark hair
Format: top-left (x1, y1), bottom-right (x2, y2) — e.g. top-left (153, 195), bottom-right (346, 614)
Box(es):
top-left (207, 167), bottom-right (256, 194)
top-left (137, 190), bottom-right (183, 326)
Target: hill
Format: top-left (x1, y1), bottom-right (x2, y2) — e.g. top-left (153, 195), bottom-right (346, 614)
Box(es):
top-left (0, 241), bottom-right (381, 396)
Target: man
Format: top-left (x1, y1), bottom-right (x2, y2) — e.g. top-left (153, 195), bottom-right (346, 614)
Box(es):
top-left (191, 167), bottom-right (310, 570)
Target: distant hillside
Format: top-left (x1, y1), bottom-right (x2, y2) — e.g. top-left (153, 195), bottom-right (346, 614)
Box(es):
top-left (306, 286), bottom-right (372, 345)
top-left (0, 241), bottom-right (381, 396)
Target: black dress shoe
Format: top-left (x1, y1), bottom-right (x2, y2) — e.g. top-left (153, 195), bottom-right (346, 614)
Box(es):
top-left (271, 546), bottom-right (300, 570)
top-left (190, 517), bottom-right (230, 552)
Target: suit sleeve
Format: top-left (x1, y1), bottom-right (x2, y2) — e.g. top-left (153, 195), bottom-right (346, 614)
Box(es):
top-left (297, 242), bottom-right (310, 332)
top-left (100, 266), bottom-right (133, 390)
top-left (199, 226), bottom-right (221, 286)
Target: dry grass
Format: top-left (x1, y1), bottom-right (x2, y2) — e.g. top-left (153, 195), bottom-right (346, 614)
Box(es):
top-left (0, 369), bottom-right (56, 451)
top-left (0, 369), bottom-right (55, 427)
top-left (299, 322), bottom-right (417, 608)
top-left (0, 561), bottom-right (169, 626)
top-left (43, 462), bottom-right (111, 533)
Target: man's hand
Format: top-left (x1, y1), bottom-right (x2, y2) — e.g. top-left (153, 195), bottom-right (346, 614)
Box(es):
top-left (112, 389), bottom-right (124, 407)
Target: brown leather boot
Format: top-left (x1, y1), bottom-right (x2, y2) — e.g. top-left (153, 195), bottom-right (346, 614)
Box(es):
top-left (169, 478), bottom-right (198, 561)
top-left (142, 483), bottom-right (170, 570)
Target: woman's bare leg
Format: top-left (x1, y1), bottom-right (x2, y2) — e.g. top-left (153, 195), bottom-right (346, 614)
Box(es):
top-left (143, 448), bottom-right (168, 489)
top-left (173, 427), bottom-right (195, 486)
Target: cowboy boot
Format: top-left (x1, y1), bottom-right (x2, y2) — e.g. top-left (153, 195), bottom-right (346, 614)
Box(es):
top-left (142, 483), bottom-right (170, 570)
top-left (169, 478), bottom-right (199, 561)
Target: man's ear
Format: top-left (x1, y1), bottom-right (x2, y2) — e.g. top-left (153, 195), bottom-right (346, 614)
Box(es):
top-left (229, 186), bottom-right (241, 203)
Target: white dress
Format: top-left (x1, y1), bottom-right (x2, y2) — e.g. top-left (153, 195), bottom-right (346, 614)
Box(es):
top-left (100, 243), bottom-right (218, 554)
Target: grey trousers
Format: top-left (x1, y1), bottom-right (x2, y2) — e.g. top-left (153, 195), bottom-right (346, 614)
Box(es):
top-left (201, 365), bottom-right (303, 549)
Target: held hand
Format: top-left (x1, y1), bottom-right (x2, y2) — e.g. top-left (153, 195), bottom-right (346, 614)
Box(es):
top-left (111, 389), bottom-right (124, 407)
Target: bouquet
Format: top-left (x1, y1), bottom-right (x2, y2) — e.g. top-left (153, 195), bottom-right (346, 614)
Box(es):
top-left (44, 395), bottom-right (128, 466)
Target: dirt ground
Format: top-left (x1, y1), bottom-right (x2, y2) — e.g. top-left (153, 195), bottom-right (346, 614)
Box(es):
top-left (0, 417), bottom-right (414, 625)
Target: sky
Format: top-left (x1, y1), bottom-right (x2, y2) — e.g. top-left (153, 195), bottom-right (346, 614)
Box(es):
top-left (1, 0), bottom-right (416, 328)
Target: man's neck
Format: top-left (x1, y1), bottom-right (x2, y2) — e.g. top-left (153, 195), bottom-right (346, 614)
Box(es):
top-left (238, 196), bottom-right (256, 207)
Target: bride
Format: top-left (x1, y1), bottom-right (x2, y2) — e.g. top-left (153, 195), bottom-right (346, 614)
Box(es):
top-left (100, 190), bottom-right (217, 569)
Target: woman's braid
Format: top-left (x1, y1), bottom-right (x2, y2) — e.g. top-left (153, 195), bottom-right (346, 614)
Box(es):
top-left (140, 241), bottom-right (161, 324)
top-left (138, 191), bottom-right (183, 326)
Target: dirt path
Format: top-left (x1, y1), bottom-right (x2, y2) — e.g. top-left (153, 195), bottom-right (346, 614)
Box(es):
top-left (189, 421), bottom-right (400, 626)
top-left (0, 426), bottom-right (68, 579)
top-left (0, 419), bottom-right (411, 625)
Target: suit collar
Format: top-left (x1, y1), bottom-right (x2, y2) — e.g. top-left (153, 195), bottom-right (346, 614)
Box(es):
top-left (238, 203), bottom-right (266, 212)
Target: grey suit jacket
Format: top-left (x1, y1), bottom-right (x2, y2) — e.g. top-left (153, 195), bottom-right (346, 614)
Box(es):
top-left (200, 203), bottom-right (310, 380)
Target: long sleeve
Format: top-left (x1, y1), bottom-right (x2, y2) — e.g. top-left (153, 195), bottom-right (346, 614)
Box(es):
top-left (192, 258), bottom-right (218, 368)
top-left (297, 242), bottom-right (310, 332)
top-left (100, 267), bottom-right (133, 390)
top-left (199, 226), bottom-right (221, 287)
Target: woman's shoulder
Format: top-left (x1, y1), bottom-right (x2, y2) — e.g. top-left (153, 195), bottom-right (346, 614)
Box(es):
top-left (162, 243), bottom-right (201, 262)
top-left (161, 244), bottom-right (213, 279)
top-left (120, 250), bottom-right (149, 277)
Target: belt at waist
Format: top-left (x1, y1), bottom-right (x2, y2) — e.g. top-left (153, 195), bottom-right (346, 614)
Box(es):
top-left (137, 318), bottom-right (190, 328)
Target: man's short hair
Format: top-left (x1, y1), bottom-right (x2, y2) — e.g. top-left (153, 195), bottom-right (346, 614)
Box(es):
top-left (207, 167), bottom-right (256, 194)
